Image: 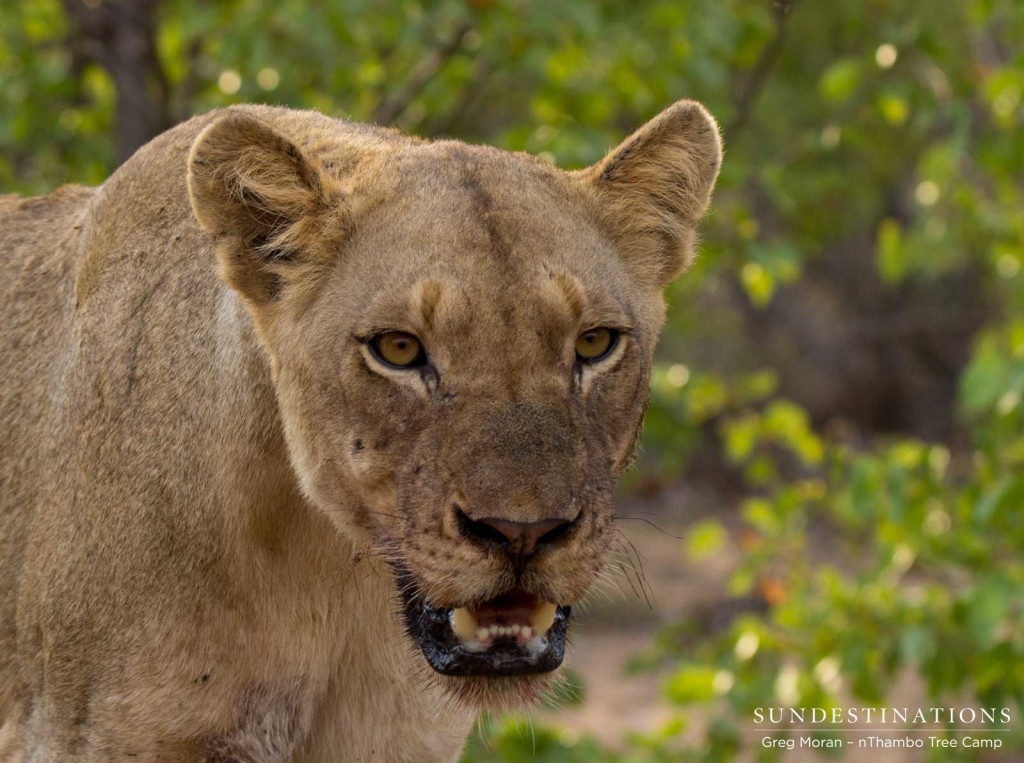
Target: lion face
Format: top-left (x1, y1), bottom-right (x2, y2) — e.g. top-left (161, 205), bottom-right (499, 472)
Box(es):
top-left (188, 103), bottom-right (721, 708)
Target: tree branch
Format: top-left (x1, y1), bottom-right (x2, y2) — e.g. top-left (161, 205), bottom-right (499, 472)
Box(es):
top-left (62, 0), bottom-right (171, 164)
top-left (372, 20), bottom-right (474, 126)
top-left (725, 0), bottom-right (795, 138)
top-left (173, 35), bottom-right (206, 123)
top-left (420, 56), bottom-right (494, 137)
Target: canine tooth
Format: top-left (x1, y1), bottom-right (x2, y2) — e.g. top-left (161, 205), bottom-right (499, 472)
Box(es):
top-left (451, 608), bottom-right (478, 642)
top-left (520, 626), bottom-right (532, 640)
top-left (475, 627), bottom-right (490, 642)
top-left (525, 633), bottom-right (547, 657)
top-left (530, 602), bottom-right (557, 634)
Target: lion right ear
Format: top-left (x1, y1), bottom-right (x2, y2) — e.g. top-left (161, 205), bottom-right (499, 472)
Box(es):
top-left (584, 100), bottom-right (722, 288)
top-left (188, 112), bottom-right (348, 305)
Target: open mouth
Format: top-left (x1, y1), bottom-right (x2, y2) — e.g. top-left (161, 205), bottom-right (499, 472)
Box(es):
top-left (397, 572), bottom-right (571, 677)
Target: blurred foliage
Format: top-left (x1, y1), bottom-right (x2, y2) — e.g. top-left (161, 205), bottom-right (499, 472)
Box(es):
top-left (2, 0), bottom-right (1023, 759)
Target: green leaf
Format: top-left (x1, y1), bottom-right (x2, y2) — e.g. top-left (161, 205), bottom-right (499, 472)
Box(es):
top-left (965, 578), bottom-right (1011, 648)
top-left (819, 58), bottom-right (863, 103)
top-left (763, 401), bottom-right (824, 465)
top-left (742, 497), bottom-right (780, 535)
top-left (876, 218), bottom-right (906, 284)
top-left (722, 411), bottom-right (760, 463)
top-left (665, 665), bottom-right (718, 703)
top-left (740, 262), bottom-right (776, 307)
top-left (961, 337), bottom-right (1010, 414)
top-left (876, 94), bottom-right (909, 126)
top-left (686, 520), bottom-right (728, 560)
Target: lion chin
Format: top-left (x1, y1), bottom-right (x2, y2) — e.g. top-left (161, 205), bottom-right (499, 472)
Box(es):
top-left (439, 673), bottom-right (554, 715)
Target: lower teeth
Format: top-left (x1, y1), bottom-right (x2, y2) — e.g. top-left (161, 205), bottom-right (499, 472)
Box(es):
top-left (450, 602), bottom-right (557, 646)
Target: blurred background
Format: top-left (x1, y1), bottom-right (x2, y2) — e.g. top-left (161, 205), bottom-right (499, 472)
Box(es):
top-left (2, 0), bottom-right (1022, 760)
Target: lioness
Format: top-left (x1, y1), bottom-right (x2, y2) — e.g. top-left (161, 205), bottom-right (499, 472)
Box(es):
top-left (0, 101), bottom-right (720, 761)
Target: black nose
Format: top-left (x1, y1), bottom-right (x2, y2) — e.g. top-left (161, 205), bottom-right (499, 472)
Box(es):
top-left (455, 506), bottom-right (574, 559)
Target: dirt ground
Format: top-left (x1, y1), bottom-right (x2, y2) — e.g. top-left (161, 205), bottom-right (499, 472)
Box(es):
top-left (533, 485), bottom-right (1016, 762)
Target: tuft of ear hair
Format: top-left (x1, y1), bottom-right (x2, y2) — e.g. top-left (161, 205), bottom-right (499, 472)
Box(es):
top-left (187, 112), bottom-right (348, 305)
top-left (586, 100), bottom-right (722, 287)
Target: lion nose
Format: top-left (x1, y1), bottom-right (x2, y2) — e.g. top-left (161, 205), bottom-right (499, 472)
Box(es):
top-left (455, 507), bottom-right (574, 558)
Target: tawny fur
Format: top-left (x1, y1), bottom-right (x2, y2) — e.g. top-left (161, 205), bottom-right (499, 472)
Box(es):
top-left (0, 102), bottom-right (720, 762)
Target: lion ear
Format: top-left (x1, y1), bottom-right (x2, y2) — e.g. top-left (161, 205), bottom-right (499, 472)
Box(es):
top-left (585, 100), bottom-right (722, 287)
top-left (188, 112), bottom-right (347, 305)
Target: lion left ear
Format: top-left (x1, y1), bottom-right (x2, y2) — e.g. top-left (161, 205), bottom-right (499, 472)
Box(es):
top-left (585, 100), bottom-right (722, 287)
top-left (188, 111), bottom-right (348, 305)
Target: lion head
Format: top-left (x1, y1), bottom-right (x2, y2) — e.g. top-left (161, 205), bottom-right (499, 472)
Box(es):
top-left (187, 102), bottom-right (721, 709)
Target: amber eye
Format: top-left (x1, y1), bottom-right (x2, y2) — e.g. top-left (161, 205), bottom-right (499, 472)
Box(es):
top-left (575, 327), bottom-right (618, 362)
top-left (370, 331), bottom-right (426, 368)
